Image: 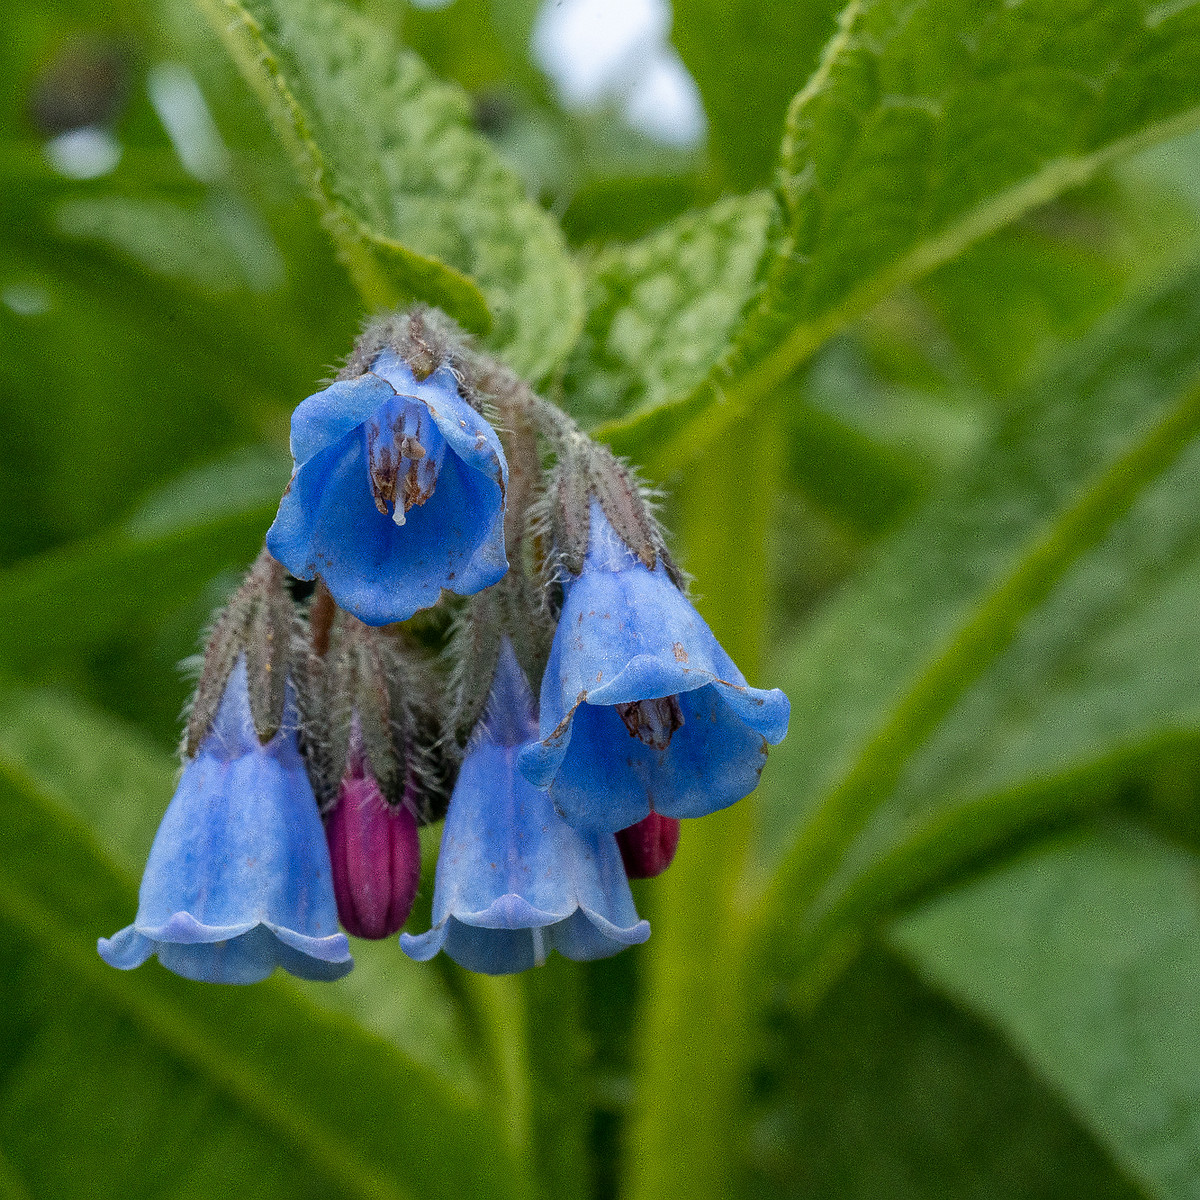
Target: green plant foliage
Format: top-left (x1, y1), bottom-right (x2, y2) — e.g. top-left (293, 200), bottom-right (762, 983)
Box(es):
top-left (607, 0), bottom-right (1200, 469)
top-left (747, 948), bottom-right (1140, 1199)
top-left (670, 0), bottom-right (842, 190)
top-left (0, 500), bottom-right (273, 672)
top-left (8, 0), bottom-right (1200, 1195)
top-left (194, 0), bottom-right (584, 379)
top-left (753, 262), bottom-right (1200, 974)
top-left (55, 193), bottom-right (285, 292)
top-left (562, 191), bottom-right (776, 430)
top-left (895, 824), bottom-right (1200, 1200)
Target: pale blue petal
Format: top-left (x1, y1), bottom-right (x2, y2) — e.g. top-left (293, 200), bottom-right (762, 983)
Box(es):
top-left (98, 660), bottom-right (352, 984)
top-left (266, 358), bottom-right (508, 625)
top-left (520, 504), bottom-right (790, 829)
top-left (533, 684), bottom-right (771, 830)
top-left (290, 373), bottom-right (398, 466)
top-left (401, 641), bottom-right (648, 974)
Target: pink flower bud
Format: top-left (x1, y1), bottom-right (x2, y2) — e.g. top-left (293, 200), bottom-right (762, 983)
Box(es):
top-left (615, 812), bottom-right (680, 879)
top-left (326, 769), bottom-right (420, 939)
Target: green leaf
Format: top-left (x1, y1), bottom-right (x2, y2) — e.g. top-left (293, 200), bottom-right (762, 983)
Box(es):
top-left (0, 499), bottom-right (273, 673)
top-left (0, 450), bottom-right (289, 738)
top-left (0, 741), bottom-right (527, 1200)
top-left (618, 0), bottom-right (1200, 470)
top-left (752, 261), bottom-right (1200, 981)
top-left (779, 383), bottom-right (928, 537)
top-left (0, 131), bottom-right (350, 566)
top-left (894, 824), bottom-right (1200, 1200)
top-left (745, 947), bottom-right (1140, 1199)
top-left (916, 214), bottom-right (1127, 394)
top-left (560, 172), bottom-right (706, 246)
top-left (195, 0), bottom-right (584, 380)
top-left (562, 191), bottom-right (776, 431)
top-left (0, 687), bottom-right (176, 873)
top-left (0, 232), bottom-right (275, 564)
top-left (671, 0), bottom-right (842, 190)
top-left (55, 193), bottom-right (286, 294)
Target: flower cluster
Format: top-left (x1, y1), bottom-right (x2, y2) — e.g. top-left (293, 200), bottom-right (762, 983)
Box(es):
top-left (99, 308), bottom-right (789, 982)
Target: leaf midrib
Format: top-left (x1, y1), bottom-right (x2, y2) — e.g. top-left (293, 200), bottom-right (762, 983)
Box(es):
top-left (750, 372), bottom-right (1200, 960)
top-left (811, 507), bottom-right (1200, 936)
top-left (605, 101), bottom-right (1200, 473)
top-left (811, 727), bottom-right (1200, 969)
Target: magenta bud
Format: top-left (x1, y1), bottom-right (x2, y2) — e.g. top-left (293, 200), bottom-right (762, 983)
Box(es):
top-left (326, 770), bottom-right (420, 939)
top-left (615, 812), bottom-right (681, 879)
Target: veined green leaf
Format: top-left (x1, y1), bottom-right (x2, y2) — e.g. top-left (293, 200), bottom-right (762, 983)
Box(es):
top-left (194, 0), bottom-right (584, 380)
top-left (752, 262), bottom-right (1200, 979)
top-left (743, 947), bottom-right (1140, 1199)
top-left (894, 825), bottom-right (1200, 1200)
top-left (563, 191), bottom-right (776, 431)
top-left (610, 0), bottom-right (1200, 468)
top-left (0, 753), bottom-right (527, 1200)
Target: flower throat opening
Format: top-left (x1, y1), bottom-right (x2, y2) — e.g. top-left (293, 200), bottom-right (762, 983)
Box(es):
top-left (366, 394), bottom-right (449, 526)
top-left (615, 695), bottom-right (685, 751)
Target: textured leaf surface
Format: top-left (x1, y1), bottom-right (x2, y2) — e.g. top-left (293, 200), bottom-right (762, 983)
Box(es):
top-left (752, 263), bottom-right (1200, 974)
top-left (195, 0), bottom-right (583, 379)
top-left (562, 192), bottom-right (775, 431)
top-left (895, 825), bottom-right (1200, 1200)
top-left (0, 748), bottom-right (524, 1200)
top-left (746, 947), bottom-right (1139, 1199)
top-left (613, 0), bottom-right (1200, 466)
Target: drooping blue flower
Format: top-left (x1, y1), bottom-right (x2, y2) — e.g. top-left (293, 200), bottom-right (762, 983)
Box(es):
top-left (267, 349), bottom-right (508, 625)
top-left (401, 639), bottom-right (649, 974)
top-left (98, 658), bottom-right (353, 984)
top-left (518, 503), bottom-right (790, 831)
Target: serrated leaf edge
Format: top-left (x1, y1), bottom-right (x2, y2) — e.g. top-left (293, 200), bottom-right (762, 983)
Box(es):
top-left (194, 0), bottom-right (492, 332)
top-left (601, 102), bottom-right (1200, 473)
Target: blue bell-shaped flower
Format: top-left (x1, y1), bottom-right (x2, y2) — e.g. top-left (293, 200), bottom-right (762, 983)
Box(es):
top-left (518, 503), bottom-right (790, 831)
top-left (98, 658), bottom-right (352, 984)
top-left (401, 639), bottom-right (649, 974)
top-left (267, 348), bottom-right (508, 625)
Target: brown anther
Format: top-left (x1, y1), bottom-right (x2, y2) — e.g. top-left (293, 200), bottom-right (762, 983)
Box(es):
top-left (368, 431), bottom-right (397, 514)
top-left (402, 459), bottom-right (435, 511)
top-left (615, 695), bottom-right (685, 751)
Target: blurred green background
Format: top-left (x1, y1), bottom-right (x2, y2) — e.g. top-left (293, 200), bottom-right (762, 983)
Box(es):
top-left (6, 0), bottom-right (1200, 1197)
